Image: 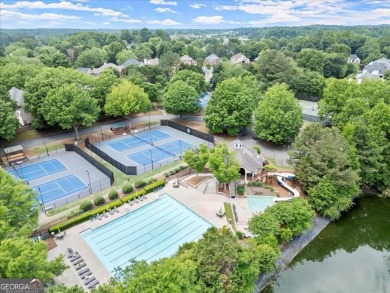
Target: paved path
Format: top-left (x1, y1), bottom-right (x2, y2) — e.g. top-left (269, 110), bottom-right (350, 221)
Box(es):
top-left (8, 114), bottom-right (203, 149)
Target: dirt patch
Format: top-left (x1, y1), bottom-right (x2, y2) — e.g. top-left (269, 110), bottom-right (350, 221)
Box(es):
top-left (186, 175), bottom-right (212, 188)
top-left (247, 175), bottom-right (304, 198)
top-left (45, 237), bottom-right (57, 251)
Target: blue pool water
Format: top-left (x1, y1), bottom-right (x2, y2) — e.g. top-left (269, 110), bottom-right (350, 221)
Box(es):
top-left (247, 195), bottom-right (275, 213)
top-left (81, 194), bottom-right (213, 274)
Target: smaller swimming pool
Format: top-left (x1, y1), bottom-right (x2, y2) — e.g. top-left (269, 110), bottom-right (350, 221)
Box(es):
top-left (247, 195), bottom-right (275, 213)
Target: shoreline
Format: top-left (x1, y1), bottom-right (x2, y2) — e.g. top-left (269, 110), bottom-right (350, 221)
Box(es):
top-left (254, 216), bottom-right (331, 292)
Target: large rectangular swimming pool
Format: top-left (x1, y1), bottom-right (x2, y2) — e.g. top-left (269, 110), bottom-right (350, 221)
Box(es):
top-left (81, 194), bottom-right (212, 274)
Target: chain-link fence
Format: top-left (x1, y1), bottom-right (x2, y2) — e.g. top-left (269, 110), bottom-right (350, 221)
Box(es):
top-left (39, 177), bottom-right (111, 210)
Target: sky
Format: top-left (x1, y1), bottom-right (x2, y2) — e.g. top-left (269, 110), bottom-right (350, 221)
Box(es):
top-left (1, 0), bottom-right (390, 29)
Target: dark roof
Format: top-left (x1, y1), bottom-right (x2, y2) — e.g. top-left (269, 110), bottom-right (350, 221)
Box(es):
top-left (121, 58), bottom-right (143, 67)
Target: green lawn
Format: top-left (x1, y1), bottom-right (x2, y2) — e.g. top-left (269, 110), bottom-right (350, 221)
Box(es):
top-left (224, 202), bottom-right (237, 232)
top-left (32, 143), bottom-right (65, 155)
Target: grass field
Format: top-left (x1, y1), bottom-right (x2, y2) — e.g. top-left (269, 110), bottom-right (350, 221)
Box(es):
top-left (224, 202), bottom-right (237, 232)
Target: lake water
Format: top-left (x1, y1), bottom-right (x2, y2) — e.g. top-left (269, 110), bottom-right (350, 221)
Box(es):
top-left (264, 197), bottom-right (390, 293)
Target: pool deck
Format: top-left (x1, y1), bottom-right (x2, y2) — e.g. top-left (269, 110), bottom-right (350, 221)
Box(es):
top-left (48, 174), bottom-right (255, 291)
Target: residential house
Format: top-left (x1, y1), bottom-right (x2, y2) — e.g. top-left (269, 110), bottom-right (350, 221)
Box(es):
top-left (76, 67), bottom-right (91, 74)
top-left (121, 58), bottom-right (143, 68)
top-left (8, 87), bottom-right (33, 126)
top-left (348, 54), bottom-right (361, 64)
top-left (230, 53), bottom-right (250, 64)
top-left (180, 55), bottom-right (197, 66)
top-left (90, 63), bottom-right (125, 77)
top-left (356, 57), bottom-right (390, 84)
top-left (144, 58), bottom-right (159, 66)
top-left (203, 54), bottom-right (222, 66)
top-left (232, 139), bottom-right (264, 183)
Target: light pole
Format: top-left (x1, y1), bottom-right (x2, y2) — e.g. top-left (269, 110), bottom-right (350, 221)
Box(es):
top-left (38, 186), bottom-right (46, 214)
top-left (86, 170), bottom-right (92, 195)
top-left (148, 149), bottom-right (154, 171)
top-left (11, 162), bottom-right (22, 180)
top-left (43, 138), bottom-right (49, 156)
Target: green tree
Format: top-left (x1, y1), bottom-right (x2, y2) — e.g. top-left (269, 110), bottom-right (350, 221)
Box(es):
top-left (169, 69), bottom-right (207, 95)
top-left (208, 144), bottom-right (240, 191)
top-left (326, 43), bottom-right (351, 56)
top-left (104, 41), bottom-right (125, 64)
top-left (288, 123), bottom-right (360, 197)
top-left (42, 83), bottom-right (99, 140)
top-left (290, 70), bottom-right (325, 98)
top-left (159, 51), bottom-right (180, 78)
top-left (182, 143), bottom-right (209, 178)
top-left (0, 88), bottom-right (18, 141)
top-left (104, 80), bottom-right (151, 128)
top-left (323, 53), bottom-right (348, 78)
top-left (254, 83), bottom-right (303, 144)
top-left (47, 284), bottom-right (85, 293)
top-left (307, 176), bottom-right (349, 220)
top-left (91, 69), bottom-right (119, 109)
top-left (120, 256), bottom-right (199, 293)
top-left (24, 67), bottom-right (93, 129)
top-left (204, 77), bottom-right (258, 135)
top-left (296, 48), bottom-right (325, 73)
top-left (75, 47), bottom-right (107, 68)
top-left (162, 80), bottom-right (201, 117)
top-left (0, 238), bottom-right (67, 283)
top-left (116, 49), bottom-right (137, 65)
top-left (51, 53), bottom-right (72, 68)
top-left (257, 49), bottom-right (300, 87)
top-left (0, 169), bottom-right (38, 241)
top-left (249, 198), bottom-right (315, 243)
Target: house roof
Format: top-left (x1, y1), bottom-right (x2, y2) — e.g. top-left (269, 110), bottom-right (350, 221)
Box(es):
top-left (363, 58), bottom-right (390, 75)
top-left (121, 58), bottom-right (143, 67)
top-left (76, 67), bottom-right (90, 74)
top-left (230, 53), bottom-right (247, 62)
top-left (9, 87), bottom-right (25, 106)
top-left (204, 54), bottom-right (220, 61)
top-left (91, 63), bottom-right (124, 75)
top-left (180, 55), bottom-right (195, 62)
top-left (349, 54), bottom-right (360, 61)
top-left (232, 141), bottom-right (264, 173)
top-left (147, 58), bottom-right (159, 66)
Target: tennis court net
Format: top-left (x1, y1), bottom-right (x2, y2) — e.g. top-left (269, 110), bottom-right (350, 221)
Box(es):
top-left (153, 143), bottom-right (177, 158)
top-left (132, 133), bottom-right (153, 146)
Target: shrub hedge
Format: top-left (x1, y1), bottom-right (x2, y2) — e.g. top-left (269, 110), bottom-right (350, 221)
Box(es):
top-left (134, 180), bottom-right (146, 189)
top-left (122, 184), bottom-right (133, 194)
top-left (80, 201), bottom-right (93, 212)
top-left (108, 190), bottom-right (119, 200)
top-left (94, 196), bottom-right (105, 206)
top-left (49, 179), bottom-right (166, 233)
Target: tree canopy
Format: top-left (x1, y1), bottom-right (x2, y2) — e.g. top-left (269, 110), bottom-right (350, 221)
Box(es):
top-left (254, 83), bottom-right (303, 144)
top-left (104, 80), bottom-right (152, 124)
top-left (42, 83), bottom-right (99, 140)
top-left (162, 80), bottom-right (201, 117)
top-left (289, 123), bottom-right (360, 219)
top-left (182, 143), bottom-right (209, 177)
top-left (208, 144), bottom-right (240, 189)
top-left (204, 76), bottom-right (259, 135)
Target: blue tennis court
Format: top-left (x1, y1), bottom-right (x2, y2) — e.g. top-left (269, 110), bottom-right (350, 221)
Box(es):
top-left (128, 140), bottom-right (191, 166)
top-left (7, 159), bottom-right (67, 181)
top-left (107, 130), bottom-right (171, 152)
top-left (34, 174), bottom-right (87, 204)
